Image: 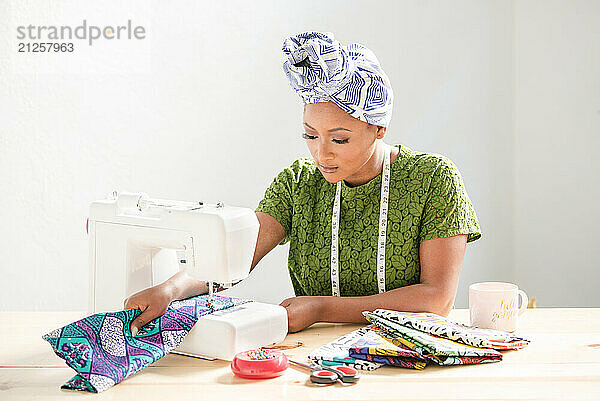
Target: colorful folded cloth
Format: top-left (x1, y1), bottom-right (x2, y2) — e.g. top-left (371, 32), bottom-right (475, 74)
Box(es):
top-left (42, 295), bottom-right (249, 393)
top-left (348, 327), bottom-right (428, 369)
top-left (307, 326), bottom-right (383, 370)
top-left (366, 309), bottom-right (531, 350)
top-left (363, 311), bottom-right (504, 366)
top-left (308, 310), bottom-right (531, 371)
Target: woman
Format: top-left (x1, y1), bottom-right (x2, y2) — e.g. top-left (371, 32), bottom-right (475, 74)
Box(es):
top-left (124, 31), bottom-right (482, 335)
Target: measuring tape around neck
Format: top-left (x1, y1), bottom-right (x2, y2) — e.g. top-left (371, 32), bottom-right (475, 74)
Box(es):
top-left (330, 145), bottom-right (391, 296)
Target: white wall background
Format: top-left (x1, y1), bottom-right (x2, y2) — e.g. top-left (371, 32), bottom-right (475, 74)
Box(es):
top-left (514, 1), bottom-right (600, 307)
top-left (0, 0), bottom-right (598, 311)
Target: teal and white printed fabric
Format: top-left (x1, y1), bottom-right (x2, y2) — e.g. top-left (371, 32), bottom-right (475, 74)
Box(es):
top-left (42, 295), bottom-right (250, 393)
top-left (282, 31), bottom-right (394, 127)
top-left (307, 326), bottom-right (383, 371)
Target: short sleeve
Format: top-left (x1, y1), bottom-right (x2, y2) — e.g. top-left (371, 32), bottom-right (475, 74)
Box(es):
top-left (419, 156), bottom-right (482, 243)
top-left (255, 164), bottom-right (296, 246)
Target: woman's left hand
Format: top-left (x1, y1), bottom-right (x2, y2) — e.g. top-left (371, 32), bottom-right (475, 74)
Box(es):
top-left (280, 296), bottom-right (324, 333)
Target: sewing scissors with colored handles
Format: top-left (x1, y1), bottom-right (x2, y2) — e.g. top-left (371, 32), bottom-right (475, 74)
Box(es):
top-left (288, 359), bottom-right (361, 385)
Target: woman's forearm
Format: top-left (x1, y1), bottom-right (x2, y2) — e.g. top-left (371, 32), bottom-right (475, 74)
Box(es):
top-left (317, 283), bottom-right (452, 324)
top-left (162, 270), bottom-right (209, 301)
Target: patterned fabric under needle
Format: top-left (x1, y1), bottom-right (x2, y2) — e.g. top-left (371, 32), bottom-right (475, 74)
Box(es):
top-left (42, 295), bottom-right (250, 393)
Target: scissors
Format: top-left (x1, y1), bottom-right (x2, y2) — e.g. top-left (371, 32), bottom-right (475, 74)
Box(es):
top-left (288, 359), bottom-right (361, 385)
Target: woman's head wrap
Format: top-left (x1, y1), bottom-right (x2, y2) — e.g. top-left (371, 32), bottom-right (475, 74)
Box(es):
top-left (282, 31), bottom-right (393, 127)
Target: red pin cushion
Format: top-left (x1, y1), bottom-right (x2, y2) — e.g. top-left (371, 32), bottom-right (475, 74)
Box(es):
top-left (231, 349), bottom-right (289, 379)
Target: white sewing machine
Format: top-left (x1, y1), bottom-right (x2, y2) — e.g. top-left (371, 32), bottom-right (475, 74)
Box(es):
top-left (87, 192), bottom-right (288, 360)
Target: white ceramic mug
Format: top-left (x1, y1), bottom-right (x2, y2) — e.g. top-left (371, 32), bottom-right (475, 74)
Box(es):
top-left (469, 282), bottom-right (528, 332)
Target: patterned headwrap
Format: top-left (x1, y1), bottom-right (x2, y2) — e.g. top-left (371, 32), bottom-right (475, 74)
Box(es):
top-left (282, 31), bottom-right (393, 127)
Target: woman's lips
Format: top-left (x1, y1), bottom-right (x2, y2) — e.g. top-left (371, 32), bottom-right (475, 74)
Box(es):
top-left (319, 164), bottom-right (338, 173)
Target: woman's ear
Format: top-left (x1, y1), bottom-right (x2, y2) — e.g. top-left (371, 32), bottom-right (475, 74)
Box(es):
top-left (376, 126), bottom-right (386, 139)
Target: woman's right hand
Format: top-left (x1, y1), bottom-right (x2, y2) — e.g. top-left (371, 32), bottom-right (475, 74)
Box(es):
top-left (124, 282), bottom-right (175, 336)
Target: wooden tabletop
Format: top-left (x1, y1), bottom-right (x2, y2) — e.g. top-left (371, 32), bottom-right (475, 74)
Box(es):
top-left (1, 308), bottom-right (599, 400)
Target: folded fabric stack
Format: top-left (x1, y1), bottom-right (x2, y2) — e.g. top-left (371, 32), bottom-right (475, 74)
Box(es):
top-left (42, 295), bottom-right (250, 393)
top-left (308, 309), bottom-right (531, 371)
top-left (347, 327), bottom-right (428, 369)
top-left (361, 313), bottom-right (502, 367)
top-left (364, 309), bottom-right (530, 350)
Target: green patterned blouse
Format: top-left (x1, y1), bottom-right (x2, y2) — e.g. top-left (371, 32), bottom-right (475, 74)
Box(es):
top-left (255, 144), bottom-right (482, 297)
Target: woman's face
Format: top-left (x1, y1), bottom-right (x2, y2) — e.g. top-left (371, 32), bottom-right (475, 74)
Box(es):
top-left (303, 101), bottom-right (385, 184)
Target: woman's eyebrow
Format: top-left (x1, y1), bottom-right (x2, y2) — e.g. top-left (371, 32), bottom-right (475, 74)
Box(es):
top-left (303, 122), bottom-right (352, 132)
